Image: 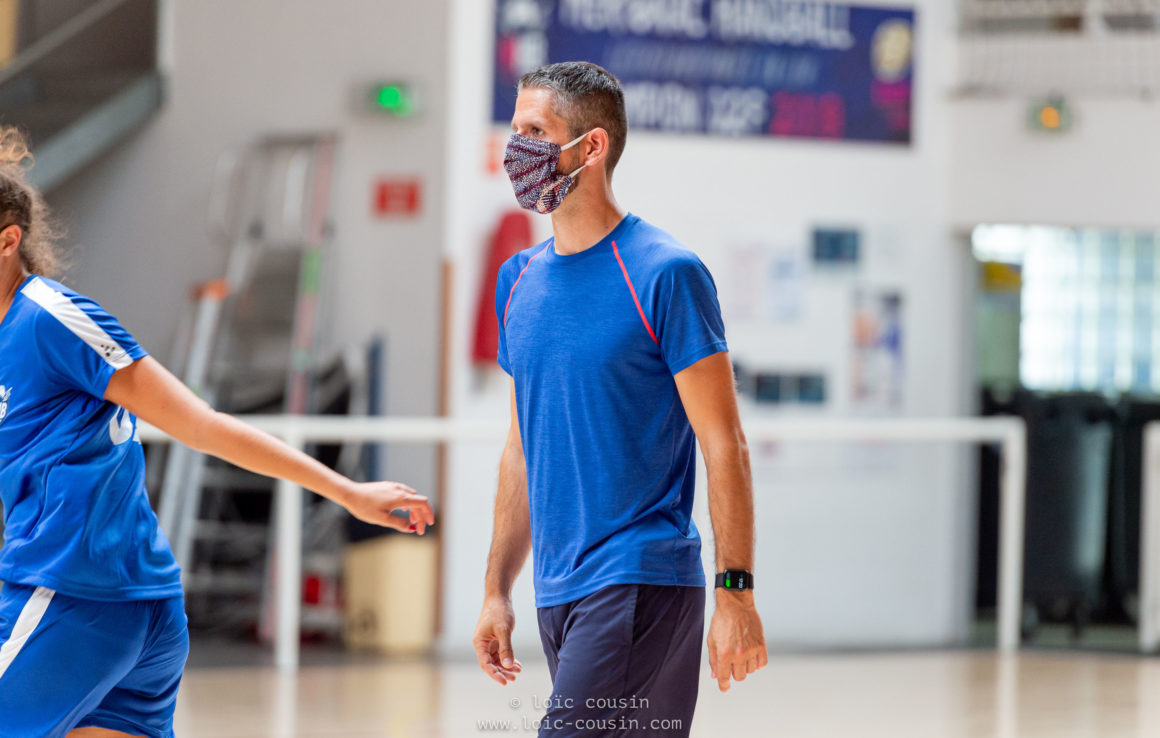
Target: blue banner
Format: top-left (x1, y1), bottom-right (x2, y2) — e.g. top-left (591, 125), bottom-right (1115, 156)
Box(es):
top-left (493, 1), bottom-right (915, 144)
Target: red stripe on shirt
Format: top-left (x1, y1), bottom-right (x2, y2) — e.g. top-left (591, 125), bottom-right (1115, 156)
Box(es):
top-left (611, 240), bottom-right (659, 345)
top-left (503, 241), bottom-right (553, 327)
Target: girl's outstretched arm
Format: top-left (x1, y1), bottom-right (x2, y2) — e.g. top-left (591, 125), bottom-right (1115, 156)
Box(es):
top-left (105, 356), bottom-right (434, 533)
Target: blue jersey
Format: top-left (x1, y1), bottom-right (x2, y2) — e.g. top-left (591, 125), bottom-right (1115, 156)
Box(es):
top-left (496, 214), bottom-right (728, 607)
top-left (0, 275), bottom-right (181, 601)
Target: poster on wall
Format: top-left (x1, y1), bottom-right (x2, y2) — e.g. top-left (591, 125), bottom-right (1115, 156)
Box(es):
top-left (722, 243), bottom-right (805, 322)
top-left (851, 289), bottom-right (904, 413)
top-left (493, 0), bottom-right (915, 144)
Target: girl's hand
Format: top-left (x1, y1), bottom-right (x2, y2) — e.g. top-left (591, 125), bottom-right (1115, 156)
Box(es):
top-left (343, 482), bottom-right (434, 534)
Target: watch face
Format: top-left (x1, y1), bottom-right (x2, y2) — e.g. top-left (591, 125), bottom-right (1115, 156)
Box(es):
top-left (719, 570), bottom-right (752, 590)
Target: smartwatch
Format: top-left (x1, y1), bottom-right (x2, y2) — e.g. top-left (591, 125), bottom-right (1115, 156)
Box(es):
top-left (715, 569), bottom-right (754, 591)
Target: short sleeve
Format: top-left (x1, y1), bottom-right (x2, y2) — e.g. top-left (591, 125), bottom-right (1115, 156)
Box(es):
top-left (30, 287), bottom-right (148, 398)
top-left (494, 260), bottom-right (516, 375)
top-left (654, 256), bottom-right (728, 375)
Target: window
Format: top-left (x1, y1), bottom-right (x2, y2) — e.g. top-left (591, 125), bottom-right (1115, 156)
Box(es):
top-left (972, 224), bottom-right (1160, 393)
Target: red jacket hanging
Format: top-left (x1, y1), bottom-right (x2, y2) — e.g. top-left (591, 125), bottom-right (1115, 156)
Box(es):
top-left (472, 210), bottom-right (534, 364)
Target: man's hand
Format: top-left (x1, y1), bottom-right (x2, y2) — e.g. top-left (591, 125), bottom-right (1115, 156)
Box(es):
top-left (707, 591), bottom-right (768, 692)
top-left (342, 482), bottom-right (434, 534)
top-left (473, 596), bottom-right (523, 685)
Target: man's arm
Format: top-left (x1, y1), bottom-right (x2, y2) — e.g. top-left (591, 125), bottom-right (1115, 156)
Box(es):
top-left (674, 351), bottom-right (768, 693)
top-left (472, 380), bottom-right (530, 685)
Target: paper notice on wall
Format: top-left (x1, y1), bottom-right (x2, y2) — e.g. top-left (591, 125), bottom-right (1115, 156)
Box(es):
top-left (722, 244), bottom-right (805, 324)
top-left (722, 244), bottom-right (765, 322)
top-left (851, 289), bottom-right (904, 413)
top-left (766, 247), bottom-right (806, 322)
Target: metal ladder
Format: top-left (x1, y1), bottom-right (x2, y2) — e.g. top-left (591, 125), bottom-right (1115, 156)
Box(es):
top-left (155, 133), bottom-right (345, 633)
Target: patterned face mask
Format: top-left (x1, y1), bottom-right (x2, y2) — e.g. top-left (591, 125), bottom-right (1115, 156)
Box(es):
top-left (503, 131), bottom-right (590, 214)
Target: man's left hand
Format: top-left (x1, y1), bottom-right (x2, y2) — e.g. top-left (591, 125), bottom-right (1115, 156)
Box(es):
top-left (707, 591), bottom-right (768, 692)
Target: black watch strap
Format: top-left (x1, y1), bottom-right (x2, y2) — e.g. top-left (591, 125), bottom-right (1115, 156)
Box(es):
top-left (715, 569), bottom-right (754, 591)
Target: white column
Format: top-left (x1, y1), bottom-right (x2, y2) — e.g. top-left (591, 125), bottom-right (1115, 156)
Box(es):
top-left (1140, 422), bottom-right (1160, 652)
top-left (274, 424), bottom-right (305, 670)
top-left (997, 421), bottom-right (1027, 652)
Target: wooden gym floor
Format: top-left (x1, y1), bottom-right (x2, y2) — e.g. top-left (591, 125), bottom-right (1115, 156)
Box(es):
top-left (173, 649), bottom-right (1160, 737)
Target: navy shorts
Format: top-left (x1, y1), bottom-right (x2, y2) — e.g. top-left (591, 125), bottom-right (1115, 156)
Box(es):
top-left (0, 582), bottom-right (189, 738)
top-left (536, 584), bottom-right (704, 738)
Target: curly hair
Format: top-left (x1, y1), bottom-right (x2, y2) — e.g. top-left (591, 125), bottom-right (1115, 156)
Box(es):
top-left (0, 126), bottom-right (63, 277)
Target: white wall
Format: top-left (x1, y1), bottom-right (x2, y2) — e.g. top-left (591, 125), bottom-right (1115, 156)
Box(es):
top-left (48, 0), bottom-right (450, 490)
top-left (950, 96), bottom-right (1160, 229)
top-left (39, 0), bottom-right (981, 656)
top-left (440, 0), bottom-right (974, 656)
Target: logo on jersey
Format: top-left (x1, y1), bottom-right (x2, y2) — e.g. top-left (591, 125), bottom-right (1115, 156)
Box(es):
top-left (109, 406), bottom-right (134, 445)
top-left (0, 385), bottom-right (10, 426)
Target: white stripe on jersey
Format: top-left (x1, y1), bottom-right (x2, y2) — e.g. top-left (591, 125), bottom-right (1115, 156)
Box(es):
top-left (0, 586), bottom-right (55, 680)
top-left (21, 278), bottom-right (134, 369)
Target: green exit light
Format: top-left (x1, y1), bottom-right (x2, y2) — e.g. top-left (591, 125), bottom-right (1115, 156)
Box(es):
top-left (377, 86), bottom-right (402, 108)
top-left (370, 83), bottom-right (413, 116)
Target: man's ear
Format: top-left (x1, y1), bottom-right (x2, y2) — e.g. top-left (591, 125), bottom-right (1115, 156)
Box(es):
top-left (584, 128), bottom-right (611, 169)
top-left (0, 225), bottom-right (22, 256)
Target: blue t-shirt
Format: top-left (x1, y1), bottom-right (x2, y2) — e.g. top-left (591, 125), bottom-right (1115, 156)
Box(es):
top-left (0, 275), bottom-right (182, 601)
top-left (496, 213), bottom-right (728, 607)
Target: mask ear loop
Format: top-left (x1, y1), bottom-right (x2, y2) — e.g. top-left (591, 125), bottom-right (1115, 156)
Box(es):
top-left (560, 130), bottom-right (594, 179)
top-left (560, 132), bottom-right (590, 151)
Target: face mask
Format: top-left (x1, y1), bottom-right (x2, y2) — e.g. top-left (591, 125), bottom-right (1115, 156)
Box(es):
top-left (503, 131), bottom-right (590, 214)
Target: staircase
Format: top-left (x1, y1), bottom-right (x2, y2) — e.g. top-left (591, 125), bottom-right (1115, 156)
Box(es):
top-left (0, 0), bottom-right (163, 191)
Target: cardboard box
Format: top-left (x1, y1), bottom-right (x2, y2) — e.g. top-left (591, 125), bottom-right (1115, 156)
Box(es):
top-left (343, 534), bottom-right (437, 654)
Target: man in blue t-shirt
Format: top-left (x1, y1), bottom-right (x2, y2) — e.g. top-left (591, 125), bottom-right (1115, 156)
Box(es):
top-left (473, 62), bottom-right (767, 737)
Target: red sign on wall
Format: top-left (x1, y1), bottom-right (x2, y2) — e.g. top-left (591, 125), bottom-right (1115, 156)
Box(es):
top-left (374, 178), bottom-right (422, 217)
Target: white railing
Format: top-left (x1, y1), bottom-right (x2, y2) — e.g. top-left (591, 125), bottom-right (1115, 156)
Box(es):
top-left (958, 0), bottom-right (1160, 94)
top-left (138, 416), bottom-right (1028, 670)
top-left (962, 0), bottom-right (1160, 21)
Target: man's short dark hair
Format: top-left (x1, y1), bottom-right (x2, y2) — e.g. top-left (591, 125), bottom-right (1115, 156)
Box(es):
top-left (518, 61), bottom-right (628, 175)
